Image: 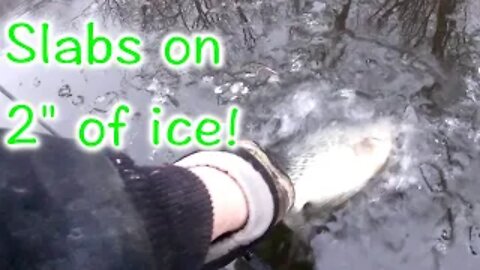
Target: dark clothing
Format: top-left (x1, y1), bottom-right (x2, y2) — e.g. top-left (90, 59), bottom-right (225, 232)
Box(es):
top-left (0, 130), bottom-right (214, 270)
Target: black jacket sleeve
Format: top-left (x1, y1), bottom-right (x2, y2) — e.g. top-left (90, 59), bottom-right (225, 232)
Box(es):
top-left (0, 130), bottom-right (213, 270)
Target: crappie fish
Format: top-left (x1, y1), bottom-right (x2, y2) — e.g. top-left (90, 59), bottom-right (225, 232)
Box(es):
top-left (236, 119), bottom-right (394, 270)
top-left (266, 119), bottom-right (394, 233)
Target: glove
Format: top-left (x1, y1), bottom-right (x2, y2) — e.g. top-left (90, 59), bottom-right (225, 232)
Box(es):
top-left (174, 141), bottom-right (295, 269)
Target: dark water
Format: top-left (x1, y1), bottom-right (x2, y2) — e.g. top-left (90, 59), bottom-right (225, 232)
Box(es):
top-left (1, 0), bottom-right (480, 269)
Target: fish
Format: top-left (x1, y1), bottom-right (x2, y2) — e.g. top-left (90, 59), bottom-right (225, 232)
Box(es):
top-left (239, 119), bottom-right (394, 270)
top-left (265, 118), bottom-right (394, 237)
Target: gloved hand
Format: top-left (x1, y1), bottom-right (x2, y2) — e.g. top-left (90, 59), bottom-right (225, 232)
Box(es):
top-left (174, 141), bottom-right (295, 268)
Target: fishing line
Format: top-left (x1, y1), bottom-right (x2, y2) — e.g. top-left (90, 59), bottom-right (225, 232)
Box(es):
top-left (0, 84), bottom-right (61, 137)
